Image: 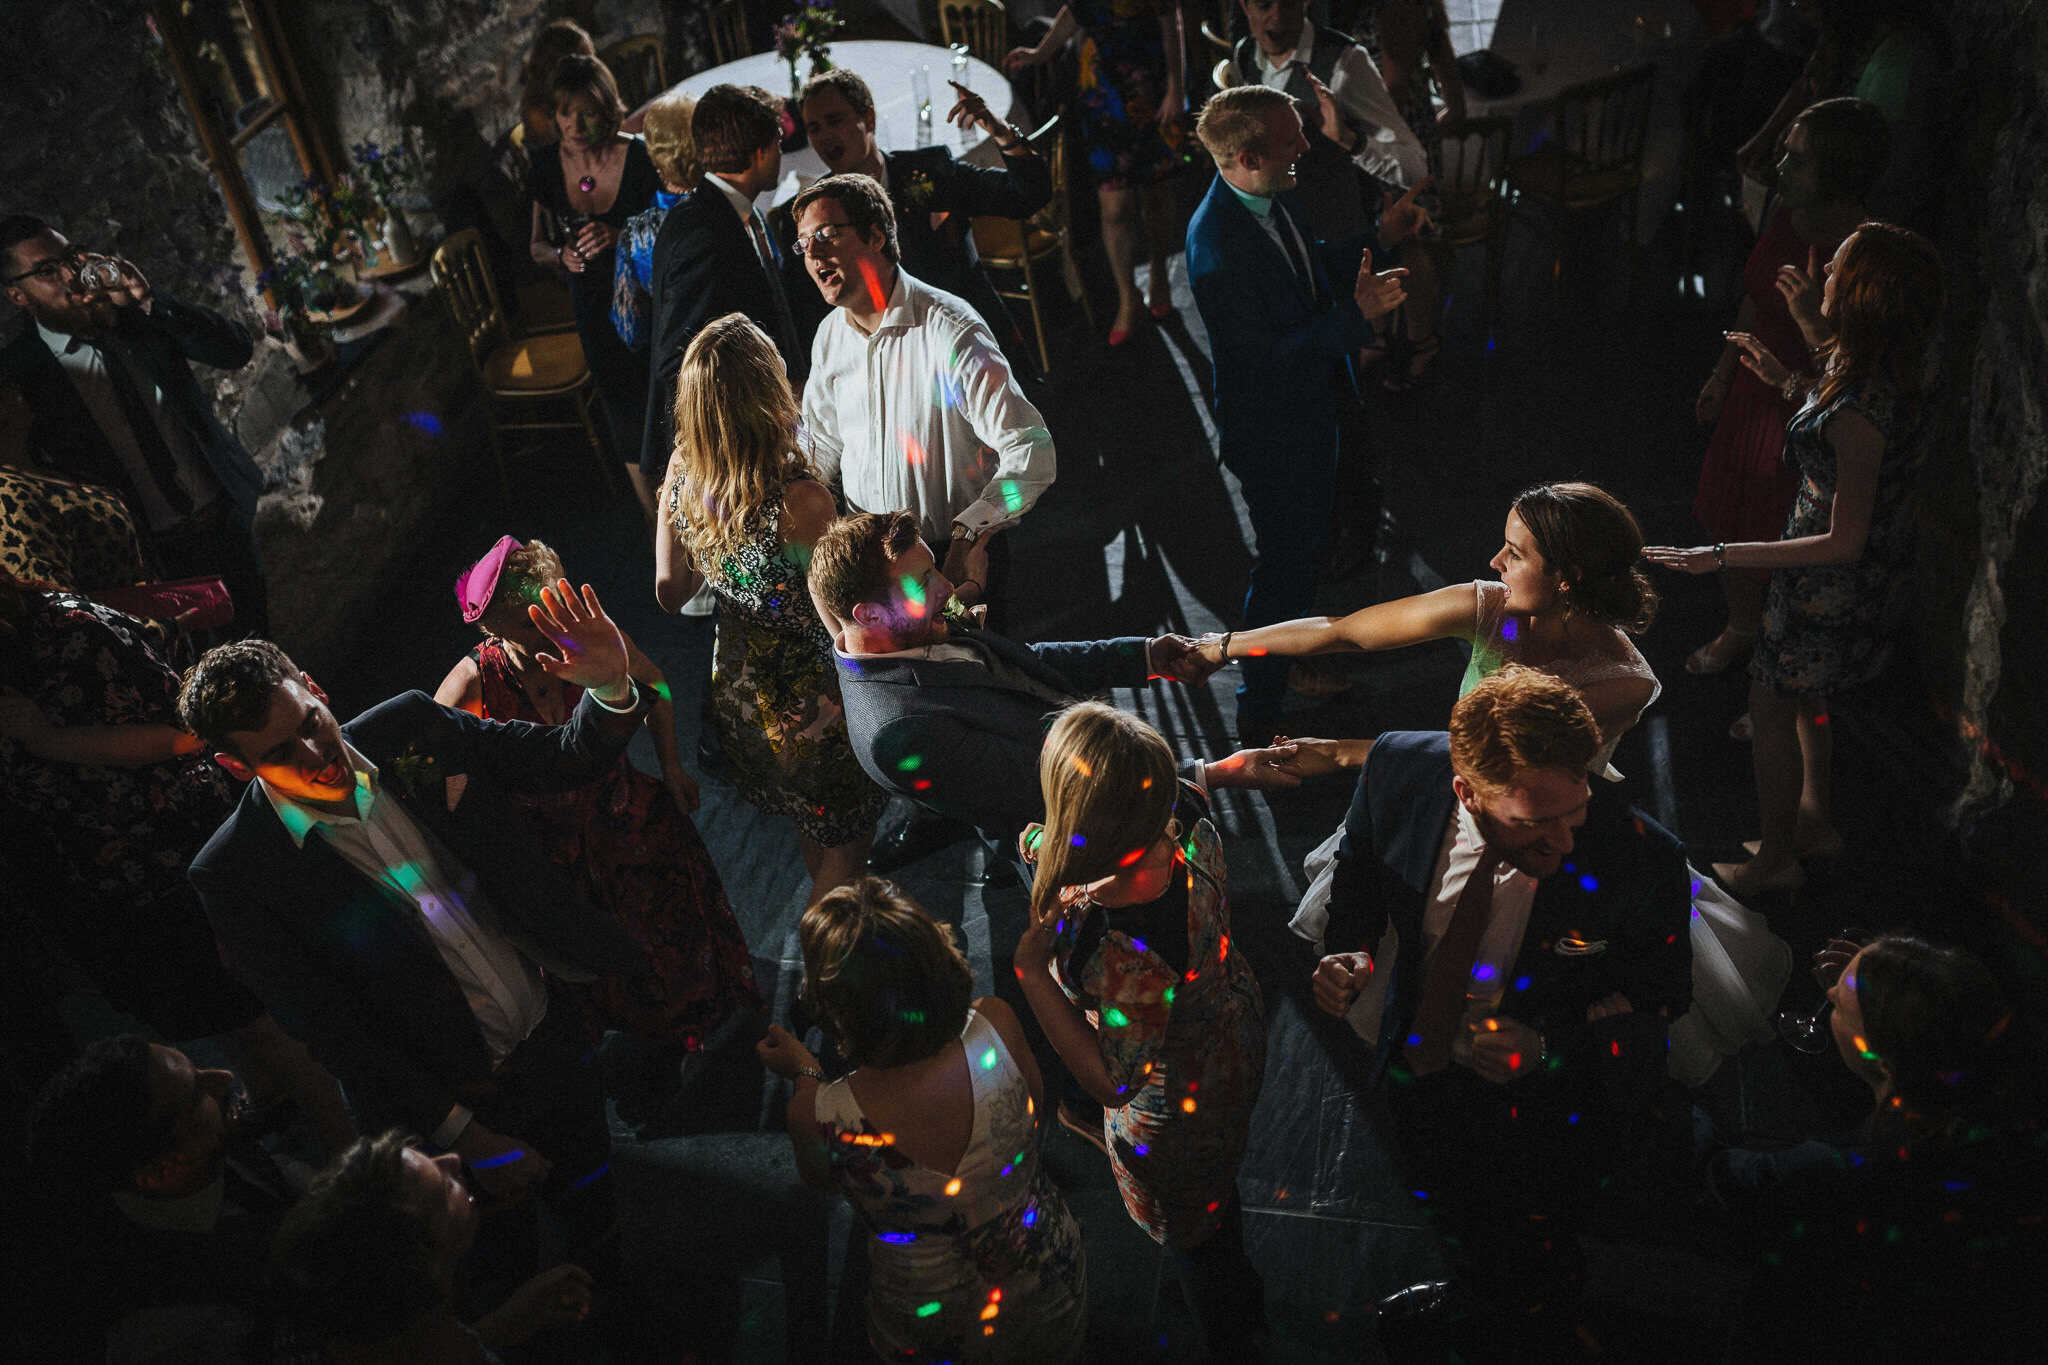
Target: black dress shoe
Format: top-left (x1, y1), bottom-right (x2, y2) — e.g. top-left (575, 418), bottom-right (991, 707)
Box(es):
top-left (869, 810), bottom-right (975, 874)
top-left (1373, 1280), bottom-right (1469, 1357)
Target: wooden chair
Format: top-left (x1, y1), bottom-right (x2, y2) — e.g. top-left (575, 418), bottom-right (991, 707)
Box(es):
top-left (1433, 115), bottom-right (1514, 334)
top-left (430, 229), bottom-right (615, 500)
top-left (1505, 63), bottom-right (1657, 282)
top-left (937, 0), bottom-right (1009, 69)
top-left (708, 1), bottom-right (749, 67)
top-left (599, 33), bottom-right (667, 110)
top-left (970, 115), bottom-right (1095, 374)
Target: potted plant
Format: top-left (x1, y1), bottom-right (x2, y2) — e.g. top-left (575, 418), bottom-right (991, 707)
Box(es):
top-left (351, 139), bottom-right (423, 268)
top-left (775, 0), bottom-right (844, 144)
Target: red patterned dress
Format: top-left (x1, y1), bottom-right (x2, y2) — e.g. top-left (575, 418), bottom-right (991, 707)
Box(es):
top-left (472, 638), bottom-right (759, 1047)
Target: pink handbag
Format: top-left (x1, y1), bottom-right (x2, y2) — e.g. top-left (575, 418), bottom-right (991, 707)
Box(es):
top-left (89, 576), bottom-right (234, 631)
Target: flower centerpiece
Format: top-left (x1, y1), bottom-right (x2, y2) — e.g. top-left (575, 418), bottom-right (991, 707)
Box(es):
top-left (351, 139), bottom-right (423, 267)
top-left (254, 253), bottom-right (335, 370)
top-left (276, 176), bottom-right (369, 302)
top-left (774, 1), bottom-right (843, 100)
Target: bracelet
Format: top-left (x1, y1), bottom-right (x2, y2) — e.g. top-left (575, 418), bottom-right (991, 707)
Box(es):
top-left (997, 122), bottom-right (1033, 152)
top-left (586, 678), bottom-right (640, 714)
top-left (1713, 542), bottom-right (1727, 571)
top-left (1779, 374), bottom-right (1804, 404)
top-left (793, 1066), bottom-right (826, 1083)
top-left (1219, 630), bottom-right (1233, 661)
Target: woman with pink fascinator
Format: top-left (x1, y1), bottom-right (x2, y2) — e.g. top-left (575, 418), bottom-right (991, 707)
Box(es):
top-left (436, 535), bottom-right (761, 1128)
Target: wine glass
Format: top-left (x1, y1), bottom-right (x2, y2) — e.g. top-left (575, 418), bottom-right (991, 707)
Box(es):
top-left (75, 255), bottom-right (125, 293)
top-left (1772, 926), bottom-right (1870, 1054)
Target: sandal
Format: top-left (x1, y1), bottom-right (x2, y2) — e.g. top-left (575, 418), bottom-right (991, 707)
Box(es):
top-left (1380, 335), bottom-right (1442, 392)
top-left (1685, 628), bottom-right (1755, 675)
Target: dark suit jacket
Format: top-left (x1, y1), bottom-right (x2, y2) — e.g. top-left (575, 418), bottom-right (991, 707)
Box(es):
top-left (835, 627), bottom-right (1151, 844)
top-left (1185, 173), bottom-right (1374, 466)
top-left (0, 297), bottom-right (263, 519)
top-left (643, 181), bottom-right (802, 471)
top-left (1326, 731), bottom-right (1693, 1084)
top-left (188, 691), bottom-right (643, 1135)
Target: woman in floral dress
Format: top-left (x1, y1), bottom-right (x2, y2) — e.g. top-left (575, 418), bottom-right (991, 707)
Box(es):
top-left (436, 536), bottom-right (760, 1107)
top-left (1015, 702), bottom-right (1267, 1356)
top-left (758, 878), bottom-right (1087, 1361)
top-left (1648, 223), bottom-right (1942, 896)
top-left (655, 314), bottom-right (884, 907)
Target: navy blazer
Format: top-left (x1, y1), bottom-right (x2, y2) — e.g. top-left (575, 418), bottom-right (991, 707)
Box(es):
top-left (0, 297), bottom-right (264, 518)
top-left (643, 182), bottom-right (802, 470)
top-left (835, 627), bottom-right (1151, 844)
top-left (1326, 731), bottom-right (1693, 1082)
top-left (1184, 173), bottom-right (1373, 461)
top-left (189, 691), bottom-right (643, 1134)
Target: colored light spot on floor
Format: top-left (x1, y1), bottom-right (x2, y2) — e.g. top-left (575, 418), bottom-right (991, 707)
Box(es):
top-left (878, 1231), bottom-right (918, 1243)
top-left (1513, 975), bottom-right (1531, 992)
top-left (1181, 1097), bottom-right (1197, 1113)
top-left (1134, 1144), bottom-right (1150, 1156)
top-left (916, 1301), bottom-right (943, 1318)
top-left (1162, 986), bottom-right (1175, 1006)
top-left (1578, 874), bottom-right (1599, 892)
top-left (1103, 1007), bottom-right (1130, 1027)
top-left (896, 753), bottom-right (923, 772)
top-left (944, 1178), bottom-right (962, 1196)
top-left (981, 1047), bottom-right (998, 1070)
top-left (1473, 963), bottom-right (1497, 982)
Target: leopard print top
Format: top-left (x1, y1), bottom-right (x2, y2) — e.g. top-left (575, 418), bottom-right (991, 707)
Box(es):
top-left (0, 465), bottom-right (146, 590)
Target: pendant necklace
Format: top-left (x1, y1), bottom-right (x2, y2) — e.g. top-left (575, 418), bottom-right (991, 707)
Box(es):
top-left (578, 175), bottom-right (596, 193)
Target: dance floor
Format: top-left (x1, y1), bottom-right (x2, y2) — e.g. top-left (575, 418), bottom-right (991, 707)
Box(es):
top-left (286, 139), bottom-right (1960, 1360)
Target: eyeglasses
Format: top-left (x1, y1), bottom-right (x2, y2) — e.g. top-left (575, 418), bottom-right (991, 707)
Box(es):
top-left (793, 222), bottom-right (856, 256)
top-left (3, 249), bottom-right (83, 285)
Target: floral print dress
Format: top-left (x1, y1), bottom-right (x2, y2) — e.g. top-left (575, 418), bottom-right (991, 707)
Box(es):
top-left (1071, 0), bottom-right (1198, 187)
top-left (1051, 781), bottom-right (1267, 1247)
top-left (470, 638), bottom-right (759, 1047)
top-left (1753, 379), bottom-right (1918, 696)
top-left (815, 1009), bottom-right (1088, 1361)
top-left (673, 479), bottom-right (887, 847)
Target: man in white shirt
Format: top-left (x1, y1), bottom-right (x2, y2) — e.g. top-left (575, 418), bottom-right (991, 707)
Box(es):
top-left (792, 172), bottom-right (1054, 636)
top-left (182, 581), bottom-right (648, 1276)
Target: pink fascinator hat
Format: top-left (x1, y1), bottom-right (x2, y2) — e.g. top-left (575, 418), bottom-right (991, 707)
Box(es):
top-left (455, 535), bottom-right (521, 624)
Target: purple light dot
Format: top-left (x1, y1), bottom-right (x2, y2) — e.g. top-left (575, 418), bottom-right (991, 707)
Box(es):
top-left (1471, 963), bottom-right (1497, 982)
top-left (1577, 874), bottom-right (1599, 893)
top-left (1512, 975), bottom-right (1531, 992)
top-left (1500, 618), bottom-right (1518, 640)
top-left (1133, 1144), bottom-right (1150, 1156)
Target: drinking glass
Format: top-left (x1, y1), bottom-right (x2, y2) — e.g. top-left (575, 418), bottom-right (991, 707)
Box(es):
top-left (950, 43), bottom-right (971, 91)
top-left (75, 255), bottom-right (125, 293)
top-left (913, 64), bottom-right (934, 145)
top-left (1772, 926), bottom-right (1870, 1054)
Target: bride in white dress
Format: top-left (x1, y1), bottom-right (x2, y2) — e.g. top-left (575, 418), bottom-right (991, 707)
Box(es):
top-left (1199, 482), bottom-right (1789, 1085)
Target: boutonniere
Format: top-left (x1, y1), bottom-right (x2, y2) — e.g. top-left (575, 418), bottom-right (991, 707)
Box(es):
top-left (387, 745), bottom-right (439, 800)
top-left (900, 170), bottom-right (937, 210)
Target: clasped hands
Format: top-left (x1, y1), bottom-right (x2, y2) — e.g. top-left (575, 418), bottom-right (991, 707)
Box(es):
top-left (559, 221), bottom-right (619, 274)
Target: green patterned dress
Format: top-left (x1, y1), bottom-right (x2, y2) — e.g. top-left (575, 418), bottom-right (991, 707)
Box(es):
top-left (676, 479), bottom-right (887, 847)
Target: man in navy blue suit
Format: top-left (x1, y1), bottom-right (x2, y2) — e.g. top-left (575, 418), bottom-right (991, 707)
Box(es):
top-left (1185, 86), bottom-right (1425, 744)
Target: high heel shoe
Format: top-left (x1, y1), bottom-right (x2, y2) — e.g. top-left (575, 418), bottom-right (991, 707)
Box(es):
top-left (1108, 324), bottom-right (1134, 346)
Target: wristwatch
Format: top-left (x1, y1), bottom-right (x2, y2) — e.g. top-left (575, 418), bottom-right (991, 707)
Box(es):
top-left (951, 523), bottom-right (980, 545)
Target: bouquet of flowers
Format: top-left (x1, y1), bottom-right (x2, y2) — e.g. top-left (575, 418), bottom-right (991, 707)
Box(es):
top-left (774, 1), bottom-right (843, 89)
top-left (350, 140), bottom-right (420, 201)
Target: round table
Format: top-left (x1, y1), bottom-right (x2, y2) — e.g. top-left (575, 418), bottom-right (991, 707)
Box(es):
top-left (667, 40), bottom-right (1021, 209)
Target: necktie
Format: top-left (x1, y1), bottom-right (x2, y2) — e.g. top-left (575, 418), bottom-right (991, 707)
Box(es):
top-left (1274, 203), bottom-right (1318, 305)
top-left (1405, 845), bottom-right (1504, 1076)
top-left (748, 209), bottom-right (796, 356)
top-left (69, 333), bottom-right (193, 517)
top-left (748, 209), bottom-right (780, 272)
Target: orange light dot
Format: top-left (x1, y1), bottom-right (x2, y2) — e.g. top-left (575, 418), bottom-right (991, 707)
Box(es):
top-left (1484, 1018), bottom-right (1500, 1032)
top-left (1181, 1097), bottom-right (1197, 1113)
top-left (945, 1178), bottom-right (963, 1196)
top-left (980, 1303), bottom-right (999, 1321)
top-left (989, 1288), bottom-right (1002, 1302)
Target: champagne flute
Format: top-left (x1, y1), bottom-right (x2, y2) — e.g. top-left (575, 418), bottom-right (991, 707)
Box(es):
top-left (1772, 925), bottom-right (1870, 1054)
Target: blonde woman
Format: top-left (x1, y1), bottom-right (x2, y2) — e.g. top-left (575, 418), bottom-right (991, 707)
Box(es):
top-left (655, 314), bottom-right (883, 905)
top-left (1014, 702), bottom-right (1268, 1356)
top-left (611, 89), bottom-right (698, 357)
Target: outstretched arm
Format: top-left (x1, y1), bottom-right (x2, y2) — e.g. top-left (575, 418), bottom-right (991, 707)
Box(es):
top-left (1203, 581), bottom-right (1477, 664)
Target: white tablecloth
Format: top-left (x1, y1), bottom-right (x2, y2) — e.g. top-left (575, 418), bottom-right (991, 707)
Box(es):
top-left (668, 40), bottom-right (1020, 209)
top-left (1466, 0), bottom-right (1696, 121)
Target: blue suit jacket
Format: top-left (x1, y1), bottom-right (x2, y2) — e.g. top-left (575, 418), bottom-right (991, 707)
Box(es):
top-left (835, 627), bottom-right (1152, 846)
top-left (189, 691), bottom-right (643, 1133)
top-left (1327, 732), bottom-right (1694, 1084)
top-left (1184, 173), bottom-right (1372, 462)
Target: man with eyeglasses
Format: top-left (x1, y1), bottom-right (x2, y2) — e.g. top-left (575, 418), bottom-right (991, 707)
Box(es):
top-left (792, 171), bottom-right (1056, 872)
top-left (0, 214), bottom-right (270, 634)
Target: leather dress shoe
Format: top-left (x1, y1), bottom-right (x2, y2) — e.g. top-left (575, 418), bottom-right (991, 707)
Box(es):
top-left (869, 811), bottom-right (974, 874)
top-left (1374, 1279), bottom-right (1469, 1356)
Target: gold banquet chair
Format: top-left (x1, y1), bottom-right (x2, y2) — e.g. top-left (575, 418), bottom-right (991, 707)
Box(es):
top-left (1434, 115), bottom-right (1515, 335)
top-left (600, 33), bottom-right (668, 111)
top-left (938, 0), bottom-right (1010, 68)
top-left (430, 229), bottom-right (617, 500)
top-left (708, 1), bottom-right (750, 66)
top-left (1505, 63), bottom-right (1657, 289)
top-left (970, 115), bottom-right (1095, 375)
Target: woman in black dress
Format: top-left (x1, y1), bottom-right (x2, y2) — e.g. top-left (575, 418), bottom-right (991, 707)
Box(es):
top-left (527, 53), bottom-right (662, 520)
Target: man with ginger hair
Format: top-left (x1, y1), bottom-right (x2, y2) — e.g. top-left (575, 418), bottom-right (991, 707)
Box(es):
top-left (1307, 666), bottom-right (1691, 1350)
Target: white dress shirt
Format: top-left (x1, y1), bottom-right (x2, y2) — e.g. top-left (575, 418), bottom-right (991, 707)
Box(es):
top-left (1255, 21), bottom-right (1429, 188)
top-left (803, 268), bottom-right (1055, 543)
top-left (1349, 800), bottom-right (1539, 1054)
top-left (707, 172), bottom-right (777, 272)
top-left (260, 740), bottom-right (547, 1145)
top-left (38, 320), bottom-right (219, 532)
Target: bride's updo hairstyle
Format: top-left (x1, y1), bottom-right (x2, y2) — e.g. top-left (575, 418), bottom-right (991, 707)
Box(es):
top-left (1511, 481), bottom-right (1658, 634)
